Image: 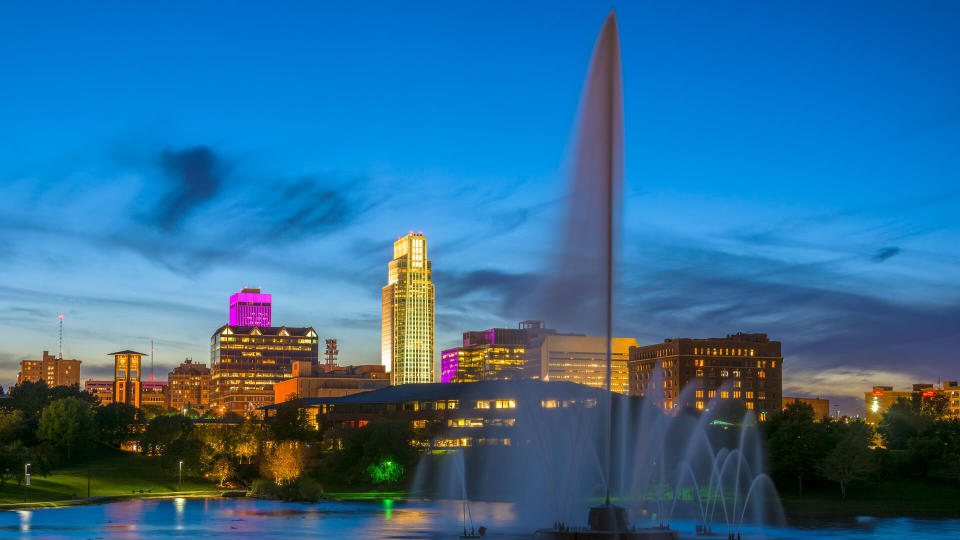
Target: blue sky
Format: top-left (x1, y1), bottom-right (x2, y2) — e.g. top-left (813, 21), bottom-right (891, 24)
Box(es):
top-left (2, 1), bottom-right (959, 414)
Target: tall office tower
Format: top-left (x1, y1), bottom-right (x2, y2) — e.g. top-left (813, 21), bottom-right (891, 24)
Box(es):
top-left (109, 350), bottom-right (146, 407)
top-left (229, 287), bottom-right (272, 327)
top-left (211, 325), bottom-right (319, 413)
top-left (17, 351), bottom-right (81, 387)
top-left (381, 232), bottom-right (435, 385)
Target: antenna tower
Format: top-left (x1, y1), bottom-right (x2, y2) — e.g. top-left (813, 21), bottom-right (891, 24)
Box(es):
top-left (325, 339), bottom-right (339, 370)
top-left (150, 338), bottom-right (155, 381)
top-left (58, 313), bottom-right (64, 359)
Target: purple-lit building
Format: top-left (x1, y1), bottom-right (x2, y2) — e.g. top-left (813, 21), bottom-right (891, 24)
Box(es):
top-left (441, 321), bottom-right (554, 383)
top-left (229, 287), bottom-right (272, 327)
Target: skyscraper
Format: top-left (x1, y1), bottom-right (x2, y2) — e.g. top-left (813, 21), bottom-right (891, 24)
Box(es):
top-left (381, 232), bottom-right (435, 385)
top-left (229, 287), bottom-right (272, 327)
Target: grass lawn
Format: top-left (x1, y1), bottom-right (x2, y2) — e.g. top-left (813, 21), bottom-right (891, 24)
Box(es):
top-left (0, 448), bottom-right (216, 505)
top-left (779, 477), bottom-right (960, 518)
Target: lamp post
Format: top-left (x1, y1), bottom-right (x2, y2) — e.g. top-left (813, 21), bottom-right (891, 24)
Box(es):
top-left (178, 460), bottom-right (183, 492)
top-left (24, 463), bottom-right (31, 503)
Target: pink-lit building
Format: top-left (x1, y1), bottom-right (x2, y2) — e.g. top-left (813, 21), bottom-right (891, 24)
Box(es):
top-left (229, 287), bottom-right (272, 327)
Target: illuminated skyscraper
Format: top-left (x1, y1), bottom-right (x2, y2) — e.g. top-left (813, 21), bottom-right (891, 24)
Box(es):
top-left (229, 287), bottom-right (272, 327)
top-left (381, 232), bottom-right (435, 385)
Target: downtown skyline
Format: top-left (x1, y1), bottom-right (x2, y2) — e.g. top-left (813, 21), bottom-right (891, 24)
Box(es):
top-left (2, 2), bottom-right (960, 416)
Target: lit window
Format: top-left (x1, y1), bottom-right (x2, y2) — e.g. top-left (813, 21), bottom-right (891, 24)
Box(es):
top-left (708, 390), bottom-right (716, 398)
top-left (696, 401), bottom-right (704, 410)
top-left (746, 401), bottom-right (754, 410)
top-left (695, 390), bottom-right (704, 398)
top-left (721, 391), bottom-right (730, 399)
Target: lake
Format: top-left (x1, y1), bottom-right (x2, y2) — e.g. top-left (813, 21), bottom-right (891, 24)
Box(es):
top-left (2, 498), bottom-right (960, 539)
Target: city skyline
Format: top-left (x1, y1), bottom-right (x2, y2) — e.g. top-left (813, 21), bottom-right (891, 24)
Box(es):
top-left (2, 2), bottom-right (960, 416)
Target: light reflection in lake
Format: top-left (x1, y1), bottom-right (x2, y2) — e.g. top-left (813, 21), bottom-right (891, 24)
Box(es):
top-left (1, 498), bottom-right (959, 539)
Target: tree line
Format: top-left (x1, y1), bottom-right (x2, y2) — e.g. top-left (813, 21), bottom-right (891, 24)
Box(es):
top-left (765, 394), bottom-right (960, 499)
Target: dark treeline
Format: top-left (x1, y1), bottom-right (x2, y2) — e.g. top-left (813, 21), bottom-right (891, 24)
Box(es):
top-left (765, 394), bottom-right (960, 500)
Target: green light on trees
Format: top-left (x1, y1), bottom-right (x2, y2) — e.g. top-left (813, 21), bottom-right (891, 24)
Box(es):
top-left (367, 459), bottom-right (404, 484)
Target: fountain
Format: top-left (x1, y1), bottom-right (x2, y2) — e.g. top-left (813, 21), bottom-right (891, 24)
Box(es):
top-left (413, 10), bottom-right (784, 539)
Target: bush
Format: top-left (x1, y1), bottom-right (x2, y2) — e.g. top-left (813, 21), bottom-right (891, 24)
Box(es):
top-left (250, 476), bottom-right (323, 502)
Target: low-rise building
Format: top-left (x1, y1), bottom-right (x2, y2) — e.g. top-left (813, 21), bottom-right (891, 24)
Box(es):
top-left (141, 380), bottom-right (169, 410)
top-left (85, 380), bottom-right (114, 405)
top-left (783, 396), bottom-right (830, 420)
top-left (629, 332), bottom-right (783, 420)
top-left (273, 361), bottom-right (389, 405)
top-left (17, 351), bottom-right (81, 387)
top-left (262, 379), bottom-right (619, 448)
top-left (864, 382), bottom-right (960, 424)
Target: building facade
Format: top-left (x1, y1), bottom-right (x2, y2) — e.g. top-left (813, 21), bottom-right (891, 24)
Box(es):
top-left (110, 350), bottom-right (145, 408)
top-left (85, 380), bottom-right (114, 405)
top-left (273, 361), bottom-right (390, 421)
top-left (17, 350), bottom-right (81, 387)
top-left (141, 381), bottom-right (169, 409)
top-left (441, 324), bottom-right (550, 383)
top-left (864, 382), bottom-right (960, 424)
top-left (381, 232), bottom-right (435, 385)
top-left (168, 358), bottom-right (212, 412)
top-left (262, 380), bottom-right (618, 448)
top-left (210, 325), bottom-right (319, 414)
top-left (783, 396), bottom-right (831, 419)
top-left (229, 287), bottom-right (272, 327)
top-left (628, 333), bottom-right (783, 420)
top-left (524, 334), bottom-right (635, 394)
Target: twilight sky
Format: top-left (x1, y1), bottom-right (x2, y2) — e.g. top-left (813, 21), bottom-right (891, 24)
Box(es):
top-left (2, 1), bottom-right (959, 415)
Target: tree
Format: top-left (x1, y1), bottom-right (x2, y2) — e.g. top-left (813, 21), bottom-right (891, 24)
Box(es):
top-left (47, 384), bottom-right (100, 408)
top-left (0, 409), bottom-right (27, 443)
top-left (764, 402), bottom-right (831, 494)
top-left (140, 415), bottom-right (194, 455)
top-left (96, 403), bottom-right (145, 447)
top-left (161, 436), bottom-right (205, 475)
top-left (333, 419), bottom-right (417, 485)
top-left (0, 441), bottom-right (32, 487)
top-left (37, 397), bottom-right (95, 460)
top-left (211, 457), bottom-right (235, 488)
top-left (819, 428), bottom-right (875, 499)
top-left (261, 442), bottom-right (305, 485)
top-left (878, 398), bottom-right (929, 450)
top-left (235, 421), bottom-right (262, 464)
top-left (268, 399), bottom-right (312, 442)
top-left (5, 380), bottom-right (50, 418)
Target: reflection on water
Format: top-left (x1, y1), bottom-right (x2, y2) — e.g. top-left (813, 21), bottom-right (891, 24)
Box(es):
top-left (1, 498), bottom-right (959, 539)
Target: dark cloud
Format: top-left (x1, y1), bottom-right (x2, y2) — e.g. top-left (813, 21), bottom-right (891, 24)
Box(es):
top-left (154, 146), bottom-right (227, 230)
top-left (257, 176), bottom-right (384, 241)
top-left (873, 246), bottom-right (901, 262)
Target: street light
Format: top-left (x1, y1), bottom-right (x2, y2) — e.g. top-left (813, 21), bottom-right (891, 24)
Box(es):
top-left (24, 463), bottom-right (31, 503)
top-left (178, 460), bottom-right (183, 492)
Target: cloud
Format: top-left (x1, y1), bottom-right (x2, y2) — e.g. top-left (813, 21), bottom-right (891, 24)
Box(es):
top-left (153, 146), bottom-right (227, 230)
top-left (872, 246), bottom-right (901, 262)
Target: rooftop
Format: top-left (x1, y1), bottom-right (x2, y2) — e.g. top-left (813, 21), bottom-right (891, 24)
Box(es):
top-left (261, 379), bottom-right (621, 410)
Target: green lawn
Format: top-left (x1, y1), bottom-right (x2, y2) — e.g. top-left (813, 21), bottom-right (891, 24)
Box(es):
top-left (0, 449), bottom-right (216, 505)
top-left (780, 477), bottom-right (960, 518)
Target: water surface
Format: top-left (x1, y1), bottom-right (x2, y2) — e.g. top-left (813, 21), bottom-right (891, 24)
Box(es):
top-left (3, 498), bottom-right (960, 539)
